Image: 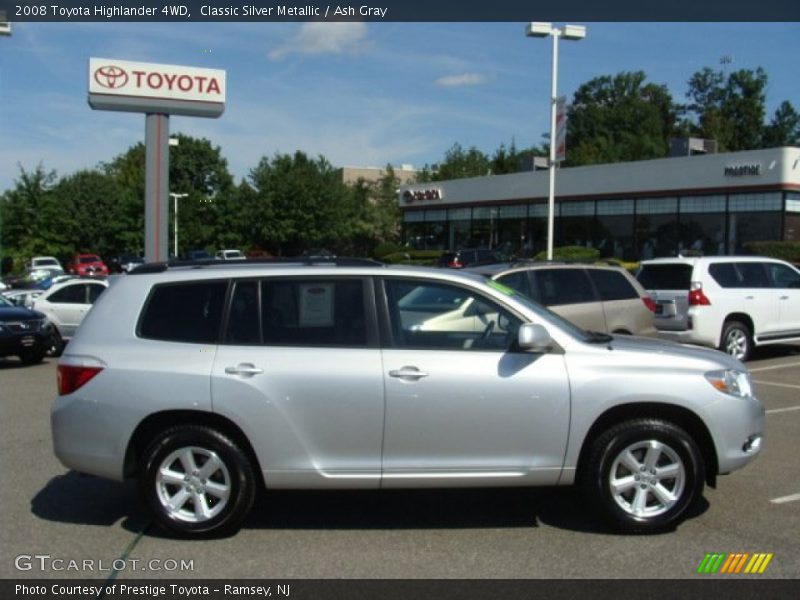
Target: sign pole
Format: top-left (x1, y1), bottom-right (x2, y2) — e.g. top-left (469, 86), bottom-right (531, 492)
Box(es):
top-left (144, 113), bottom-right (170, 263)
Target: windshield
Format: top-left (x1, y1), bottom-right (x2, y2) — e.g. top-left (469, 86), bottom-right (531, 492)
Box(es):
top-left (80, 256), bottom-right (101, 263)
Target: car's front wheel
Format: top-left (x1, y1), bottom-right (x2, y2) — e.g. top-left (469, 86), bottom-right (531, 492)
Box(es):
top-left (581, 419), bottom-right (705, 533)
top-left (139, 425), bottom-right (256, 538)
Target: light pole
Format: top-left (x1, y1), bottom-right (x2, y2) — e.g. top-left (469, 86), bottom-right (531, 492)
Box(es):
top-left (170, 193), bottom-right (188, 259)
top-left (526, 22), bottom-right (586, 260)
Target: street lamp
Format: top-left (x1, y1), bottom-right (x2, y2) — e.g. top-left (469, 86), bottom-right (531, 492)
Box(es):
top-left (526, 22), bottom-right (586, 260)
top-left (170, 193), bottom-right (188, 259)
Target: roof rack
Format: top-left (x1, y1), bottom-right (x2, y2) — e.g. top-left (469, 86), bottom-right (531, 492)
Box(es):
top-left (128, 256), bottom-right (385, 275)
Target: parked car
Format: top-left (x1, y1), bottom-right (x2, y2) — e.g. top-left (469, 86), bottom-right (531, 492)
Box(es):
top-left (52, 260), bottom-right (763, 537)
top-left (215, 249), bottom-right (246, 261)
top-left (108, 253), bottom-right (144, 274)
top-left (470, 262), bottom-right (657, 336)
top-left (2, 288), bottom-right (44, 309)
top-left (637, 256), bottom-right (800, 361)
top-left (184, 250), bottom-right (213, 261)
top-left (437, 248), bottom-right (508, 269)
top-left (26, 256), bottom-right (63, 271)
top-left (66, 253), bottom-right (109, 277)
top-left (0, 294), bottom-right (55, 364)
top-left (33, 278), bottom-right (109, 354)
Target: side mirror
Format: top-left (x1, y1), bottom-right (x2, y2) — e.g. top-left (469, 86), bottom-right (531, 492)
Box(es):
top-left (518, 323), bottom-right (554, 353)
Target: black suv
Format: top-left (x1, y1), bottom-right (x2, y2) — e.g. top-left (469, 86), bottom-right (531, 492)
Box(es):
top-left (0, 294), bottom-right (54, 364)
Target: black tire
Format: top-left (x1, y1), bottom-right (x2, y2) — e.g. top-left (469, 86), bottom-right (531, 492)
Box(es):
top-left (139, 425), bottom-right (256, 538)
top-left (20, 349), bottom-right (46, 365)
top-left (719, 320), bottom-right (752, 362)
top-left (46, 329), bottom-right (64, 358)
top-left (580, 419), bottom-right (705, 534)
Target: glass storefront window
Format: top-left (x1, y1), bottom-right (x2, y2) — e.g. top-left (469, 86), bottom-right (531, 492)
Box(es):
top-left (635, 213), bottom-right (680, 259)
top-left (729, 192), bottom-right (782, 212)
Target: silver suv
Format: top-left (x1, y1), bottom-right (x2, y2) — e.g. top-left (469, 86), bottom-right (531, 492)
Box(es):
top-left (51, 260), bottom-right (764, 537)
top-left (637, 256), bottom-right (800, 361)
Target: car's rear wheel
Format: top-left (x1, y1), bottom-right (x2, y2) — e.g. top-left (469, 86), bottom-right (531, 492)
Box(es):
top-left (139, 425), bottom-right (256, 538)
top-left (720, 320), bottom-right (752, 362)
top-left (581, 419), bottom-right (704, 533)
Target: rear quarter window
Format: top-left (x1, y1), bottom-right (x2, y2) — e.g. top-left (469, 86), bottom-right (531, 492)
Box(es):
top-left (139, 280), bottom-right (228, 344)
top-left (636, 264), bottom-right (693, 290)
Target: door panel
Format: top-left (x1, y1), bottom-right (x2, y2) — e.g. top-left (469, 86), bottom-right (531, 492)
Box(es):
top-left (380, 278), bottom-right (570, 486)
top-left (211, 277), bottom-right (384, 488)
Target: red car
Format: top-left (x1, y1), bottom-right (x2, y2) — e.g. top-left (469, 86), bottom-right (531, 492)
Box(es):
top-left (66, 254), bottom-right (109, 277)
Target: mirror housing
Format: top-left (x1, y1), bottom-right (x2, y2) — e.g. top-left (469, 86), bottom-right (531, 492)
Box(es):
top-left (517, 323), bottom-right (554, 353)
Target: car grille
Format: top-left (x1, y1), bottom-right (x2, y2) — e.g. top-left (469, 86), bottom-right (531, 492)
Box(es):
top-left (4, 320), bottom-right (41, 333)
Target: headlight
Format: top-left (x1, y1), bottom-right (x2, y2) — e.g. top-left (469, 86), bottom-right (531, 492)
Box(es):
top-left (705, 369), bottom-right (753, 398)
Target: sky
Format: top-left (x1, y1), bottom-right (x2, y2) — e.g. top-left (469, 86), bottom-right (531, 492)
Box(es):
top-left (1, 21), bottom-right (799, 192)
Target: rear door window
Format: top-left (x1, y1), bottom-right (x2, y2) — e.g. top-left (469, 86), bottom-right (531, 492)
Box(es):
top-left (736, 263), bottom-right (769, 288)
top-left (588, 269), bottom-right (638, 301)
top-left (636, 264), bottom-right (693, 290)
top-left (532, 268), bottom-right (595, 306)
top-left (261, 279), bottom-right (368, 347)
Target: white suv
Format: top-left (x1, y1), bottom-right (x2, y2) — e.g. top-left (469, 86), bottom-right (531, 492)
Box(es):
top-left (637, 256), bottom-right (800, 361)
top-left (51, 260), bottom-right (764, 537)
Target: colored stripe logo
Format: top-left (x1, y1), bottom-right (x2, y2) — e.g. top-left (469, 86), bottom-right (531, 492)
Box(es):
top-left (696, 553), bottom-right (773, 574)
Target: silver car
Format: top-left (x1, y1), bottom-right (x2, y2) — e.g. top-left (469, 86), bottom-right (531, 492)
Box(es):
top-left (51, 261), bottom-right (764, 537)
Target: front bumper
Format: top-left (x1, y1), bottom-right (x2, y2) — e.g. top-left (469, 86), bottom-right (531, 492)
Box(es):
top-left (702, 392), bottom-right (765, 475)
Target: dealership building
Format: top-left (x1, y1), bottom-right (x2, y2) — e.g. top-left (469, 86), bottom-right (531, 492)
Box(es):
top-left (398, 146), bottom-right (800, 260)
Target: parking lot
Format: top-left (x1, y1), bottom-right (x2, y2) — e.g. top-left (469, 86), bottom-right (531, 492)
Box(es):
top-left (1, 346), bottom-right (798, 580)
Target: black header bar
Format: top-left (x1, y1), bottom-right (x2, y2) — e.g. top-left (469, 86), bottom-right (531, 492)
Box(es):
top-left (2, 0), bottom-right (799, 22)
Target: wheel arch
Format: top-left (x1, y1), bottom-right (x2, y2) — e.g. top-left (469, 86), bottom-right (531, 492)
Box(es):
top-left (124, 410), bottom-right (264, 486)
top-left (576, 402), bottom-right (719, 488)
top-left (722, 313), bottom-right (754, 337)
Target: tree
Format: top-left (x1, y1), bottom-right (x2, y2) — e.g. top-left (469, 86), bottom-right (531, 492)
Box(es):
top-left (1, 166), bottom-right (61, 265)
top-left (490, 139), bottom-right (547, 175)
top-left (247, 151), bottom-right (352, 256)
top-left (565, 71), bottom-right (680, 166)
top-left (105, 134), bottom-right (235, 255)
top-left (685, 67), bottom-right (768, 151)
top-left (762, 101), bottom-right (800, 147)
top-left (418, 143), bottom-right (491, 182)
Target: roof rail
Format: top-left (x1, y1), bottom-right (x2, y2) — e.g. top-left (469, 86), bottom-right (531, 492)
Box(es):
top-left (128, 256), bottom-right (385, 275)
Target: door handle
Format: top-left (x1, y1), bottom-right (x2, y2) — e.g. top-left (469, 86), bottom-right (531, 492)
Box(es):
top-left (388, 366), bottom-right (429, 380)
top-left (780, 296), bottom-right (789, 300)
top-left (225, 363), bottom-right (264, 376)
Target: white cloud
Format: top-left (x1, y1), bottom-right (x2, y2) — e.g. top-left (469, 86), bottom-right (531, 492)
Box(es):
top-left (268, 23), bottom-right (370, 60)
top-left (435, 73), bottom-right (487, 87)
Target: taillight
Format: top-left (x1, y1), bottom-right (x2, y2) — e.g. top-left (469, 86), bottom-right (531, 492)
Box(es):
top-left (448, 259), bottom-right (463, 269)
top-left (688, 282), bottom-right (711, 306)
top-left (57, 365), bottom-right (103, 395)
top-left (642, 296), bottom-right (657, 312)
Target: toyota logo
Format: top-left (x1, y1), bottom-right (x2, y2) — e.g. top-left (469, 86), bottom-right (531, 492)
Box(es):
top-left (94, 65), bottom-right (129, 89)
